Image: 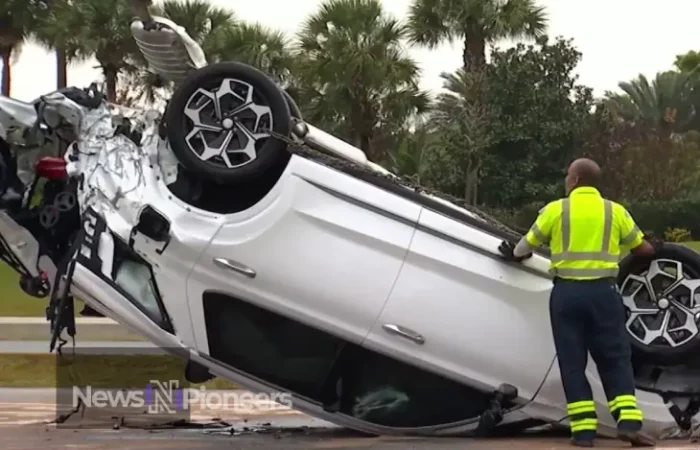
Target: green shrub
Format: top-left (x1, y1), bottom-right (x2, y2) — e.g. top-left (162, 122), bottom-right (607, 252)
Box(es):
top-left (664, 227), bottom-right (692, 242)
top-left (487, 197), bottom-right (700, 240)
top-left (625, 197), bottom-right (700, 239)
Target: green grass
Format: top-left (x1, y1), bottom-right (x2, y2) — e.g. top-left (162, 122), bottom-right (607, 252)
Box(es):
top-left (684, 241), bottom-right (700, 252)
top-left (0, 265), bottom-right (84, 316)
top-left (0, 353), bottom-right (238, 389)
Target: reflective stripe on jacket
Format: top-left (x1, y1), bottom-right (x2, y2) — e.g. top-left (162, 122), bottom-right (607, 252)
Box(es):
top-left (524, 187), bottom-right (644, 280)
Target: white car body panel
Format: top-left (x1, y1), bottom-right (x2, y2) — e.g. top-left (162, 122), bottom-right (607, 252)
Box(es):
top-left (363, 208), bottom-right (556, 401)
top-left (187, 157), bottom-right (422, 350)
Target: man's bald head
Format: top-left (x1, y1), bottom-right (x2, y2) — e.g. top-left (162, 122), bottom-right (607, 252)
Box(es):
top-left (565, 158), bottom-right (601, 194)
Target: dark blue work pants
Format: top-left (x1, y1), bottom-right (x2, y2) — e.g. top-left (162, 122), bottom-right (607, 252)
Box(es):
top-left (550, 277), bottom-right (643, 441)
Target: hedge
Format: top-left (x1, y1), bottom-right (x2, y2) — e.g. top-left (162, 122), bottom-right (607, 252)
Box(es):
top-left (487, 197), bottom-right (700, 240)
top-left (625, 197), bottom-right (700, 239)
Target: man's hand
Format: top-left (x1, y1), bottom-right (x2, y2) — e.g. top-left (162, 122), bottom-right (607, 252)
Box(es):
top-left (498, 240), bottom-right (531, 263)
top-left (643, 232), bottom-right (665, 252)
top-left (631, 233), bottom-right (664, 257)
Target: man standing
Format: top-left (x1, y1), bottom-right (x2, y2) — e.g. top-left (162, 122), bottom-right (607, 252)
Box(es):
top-left (498, 158), bottom-right (659, 447)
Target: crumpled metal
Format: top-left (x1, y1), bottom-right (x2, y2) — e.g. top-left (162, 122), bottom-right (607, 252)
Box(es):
top-left (28, 93), bottom-right (181, 242)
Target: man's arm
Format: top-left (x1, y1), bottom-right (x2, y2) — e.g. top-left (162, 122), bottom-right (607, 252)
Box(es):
top-left (619, 207), bottom-right (655, 256)
top-left (513, 237), bottom-right (534, 258)
top-left (513, 202), bottom-right (556, 258)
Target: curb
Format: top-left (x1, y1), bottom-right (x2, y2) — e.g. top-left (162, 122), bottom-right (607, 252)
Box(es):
top-left (0, 317), bottom-right (145, 342)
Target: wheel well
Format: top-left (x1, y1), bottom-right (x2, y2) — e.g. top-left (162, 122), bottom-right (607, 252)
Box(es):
top-left (165, 150), bottom-right (289, 215)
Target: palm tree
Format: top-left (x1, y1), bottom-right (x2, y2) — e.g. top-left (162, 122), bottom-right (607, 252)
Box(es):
top-left (52, 0), bottom-right (141, 102)
top-left (424, 67), bottom-right (491, 203)
top-left (158, 0), bottom-right (294, 82)
top-left (604, 71), bottom-right (699, 135)
top-left (0, 0), bottom-right (45, 95)
top-left (388, 122), bottom-right (437, 182)
top-left (296, 0), bottom-right (430, 162)
top-left (675, 50), bottom-right (700, 73)
top-left (406, 0), bottom-right (547, 70)
top-left (33, 0), bottom-right (74, 89)
top-left (129, 0), bottom-right (295, 103)
top-left (155, 0), bottom-right (234, 57)
top-left (207, 23), bottom-right (295, 85)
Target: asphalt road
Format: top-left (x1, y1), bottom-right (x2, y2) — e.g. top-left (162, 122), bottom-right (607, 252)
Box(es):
top-left (2, 424), bottom-right (699, 450)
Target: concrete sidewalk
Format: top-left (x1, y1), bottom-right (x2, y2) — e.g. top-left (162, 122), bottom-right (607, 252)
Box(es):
top-left (0, 317), bottom-right (145, 342)
top-left (0, 340), bottom-right (159, 353)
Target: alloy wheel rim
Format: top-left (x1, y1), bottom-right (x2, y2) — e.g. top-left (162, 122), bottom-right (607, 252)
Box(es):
top-left (183, 78), bottom-right (273, 169)
top-left (621, 259), bottom-right (700, 348)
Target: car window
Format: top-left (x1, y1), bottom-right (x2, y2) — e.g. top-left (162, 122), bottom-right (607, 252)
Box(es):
top-left (203, 292), bottom-right (494, 428)
top-left (204, 292), bottom-right (345, 399)
top-left (334, 345), bottom-right (492, 427)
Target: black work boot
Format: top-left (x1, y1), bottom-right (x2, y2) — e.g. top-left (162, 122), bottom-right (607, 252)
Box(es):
top-left (570, 438), bottom-right (594, 447)
top-left (617, 430), bottom-right (656, 447)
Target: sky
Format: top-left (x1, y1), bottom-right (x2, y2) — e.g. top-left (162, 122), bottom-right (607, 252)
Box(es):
top-left (5, 0), bottom-right (700, 102)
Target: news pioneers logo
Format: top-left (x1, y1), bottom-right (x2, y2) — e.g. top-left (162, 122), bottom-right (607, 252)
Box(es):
top-left (73, 380), bottom-right (185, 414)
top-left (72, 380), bottom-right (294, 414)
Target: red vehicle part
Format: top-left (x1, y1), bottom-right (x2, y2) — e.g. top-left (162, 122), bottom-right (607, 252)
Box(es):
top-left (34, 157), bottom-right (67, 180)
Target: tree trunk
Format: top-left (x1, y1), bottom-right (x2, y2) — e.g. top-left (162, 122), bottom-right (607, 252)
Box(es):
top-left (0, 46), bottom-right (12, 96)
top-left (56, 48), bottom-right (68, 89)
top-left (464, 165), bottom-right (480, 206)
top-left (463, 32), bottom-right (486, 71)
top-left (103, 66), bottom-right (118, 102)
top-left (360, 134), bottom-right (371, 158)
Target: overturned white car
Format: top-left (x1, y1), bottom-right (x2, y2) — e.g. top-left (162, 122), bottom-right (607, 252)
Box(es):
top-left (0, 12), bottom-right (700, 440)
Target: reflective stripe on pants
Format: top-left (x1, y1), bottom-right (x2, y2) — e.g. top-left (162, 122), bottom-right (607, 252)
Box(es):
top-left (567, 400), bottom-right (597, 436)
top-left (609, 394), bottom-right (644, 427)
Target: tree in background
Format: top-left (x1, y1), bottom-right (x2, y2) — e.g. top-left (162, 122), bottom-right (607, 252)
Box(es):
top-left (388, 120), bottom-right (437, 183)
top-left (33, 0), bottom-right (73, 89)
top-left (478, 36), bottom-right (593, 208)
top-left (422, 68), bottom-right (491, 204)
top-left (0, 0), bottom-right (47, 95)
top-left (406, 0), bottom-right (547, 70)
top-left (206, 23), bottom-right (295, 86)
top-left (581, 103), bottom-right (700, 202)
top-left (51, 0), bottom-right (141, 102)
top-left (124, 0), bottom-right (295, 103)
top-left (156, 0), bottom-right (233, 57)
top-left (295, 0), bottom-right (430, 162)
top-left (404, 0), bottom-right (548, 205)
top-left (603, 71), bottom-right (699, 136)
top-left (118, 0), bottom-right (236, 104)
top-left (675, 50), bottom-right (700, 73)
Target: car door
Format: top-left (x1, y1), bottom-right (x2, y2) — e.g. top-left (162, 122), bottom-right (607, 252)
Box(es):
top-left (363, 207), bottom-right (556, 401)
top-left (186, 158), bottom-right (421, 355)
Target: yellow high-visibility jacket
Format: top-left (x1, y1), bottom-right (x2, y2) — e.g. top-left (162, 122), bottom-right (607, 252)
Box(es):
top-left (525, 187), bottom-right (644, 280)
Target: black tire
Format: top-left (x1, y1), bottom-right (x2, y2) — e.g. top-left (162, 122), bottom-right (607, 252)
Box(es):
top-left (283, 89), bottom-right (302, 119)
top-left (617, 244), bottom-right (700, 366)
top-left (165, 62), bottom-right (291, 185)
